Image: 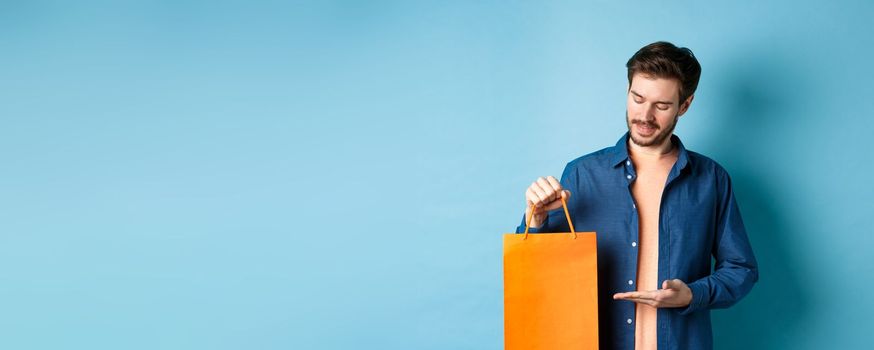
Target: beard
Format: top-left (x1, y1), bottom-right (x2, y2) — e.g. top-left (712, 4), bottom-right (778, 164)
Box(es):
top-left (626, 110), bottom-right (679, 147)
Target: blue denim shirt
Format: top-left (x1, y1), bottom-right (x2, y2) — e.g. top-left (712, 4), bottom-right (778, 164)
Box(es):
top-left (516, 133), bottom-right (758, 350)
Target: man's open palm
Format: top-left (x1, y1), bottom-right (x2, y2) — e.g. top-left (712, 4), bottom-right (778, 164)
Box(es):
top-left (613, 279), bottom-right (693, 308)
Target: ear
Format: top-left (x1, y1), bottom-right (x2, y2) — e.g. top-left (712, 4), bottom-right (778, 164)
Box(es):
top-left (678, 94), bottom-right (695, 116)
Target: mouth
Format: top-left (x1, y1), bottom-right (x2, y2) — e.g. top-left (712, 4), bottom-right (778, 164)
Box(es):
top-left (633, 121), bottom-right (658, 137)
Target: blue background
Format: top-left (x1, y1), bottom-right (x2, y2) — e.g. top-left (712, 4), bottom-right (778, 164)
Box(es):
top-left (2, 1), bottom-right (871, 349)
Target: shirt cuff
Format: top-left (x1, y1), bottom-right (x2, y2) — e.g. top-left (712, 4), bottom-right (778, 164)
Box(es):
top-left (678, 279), bottom-right (709, 315)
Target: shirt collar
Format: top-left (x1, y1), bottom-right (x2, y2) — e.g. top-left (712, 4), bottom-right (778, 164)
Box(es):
top-left (610, 132), bottom-right (691, 171)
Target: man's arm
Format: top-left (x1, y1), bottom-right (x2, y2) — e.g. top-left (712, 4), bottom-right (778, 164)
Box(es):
top-left (678, 170), bottom-right (759, 315)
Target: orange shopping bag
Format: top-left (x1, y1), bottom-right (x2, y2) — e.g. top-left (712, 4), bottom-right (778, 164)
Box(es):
top-left (504, 197), bottom-right (598, 349)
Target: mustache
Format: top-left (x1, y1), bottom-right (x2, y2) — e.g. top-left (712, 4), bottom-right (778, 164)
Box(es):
top-left (631, 119), bottom-right (659, 129)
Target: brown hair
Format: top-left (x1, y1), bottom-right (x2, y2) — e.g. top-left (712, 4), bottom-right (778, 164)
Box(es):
top-left (626, 41), bottom-right (701, 104)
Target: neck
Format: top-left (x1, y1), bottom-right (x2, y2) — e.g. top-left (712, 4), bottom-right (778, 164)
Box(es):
top-left (628, 134), bottom-right (676, 158)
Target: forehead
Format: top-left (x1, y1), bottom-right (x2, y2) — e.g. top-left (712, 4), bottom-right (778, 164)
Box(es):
top-left (629, 73), bottom-right (680, 102)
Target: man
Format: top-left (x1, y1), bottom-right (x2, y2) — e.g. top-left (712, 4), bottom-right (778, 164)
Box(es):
top-left (516, 41), bottom-right (758, 350)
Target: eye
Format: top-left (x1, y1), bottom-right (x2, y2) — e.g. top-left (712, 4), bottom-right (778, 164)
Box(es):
top-left (633, 97), bottom-right (643, 104)
top-left (656, 104), bottom-right (669, 111)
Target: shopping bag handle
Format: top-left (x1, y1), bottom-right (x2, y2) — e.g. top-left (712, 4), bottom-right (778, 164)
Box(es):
top-left (523, 196), bottom-right (576, 239)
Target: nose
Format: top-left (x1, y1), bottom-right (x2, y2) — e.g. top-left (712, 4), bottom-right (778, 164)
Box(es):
top-left (642, 104), bottom-right (657, 121)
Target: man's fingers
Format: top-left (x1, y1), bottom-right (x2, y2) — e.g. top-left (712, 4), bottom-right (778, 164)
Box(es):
top-left (613, 293), bottom-right (657, 306)
top-left (526, 188), bottom-right (541, 206)
top-left (526, 176), bottom-right (569, 213)
top-left (530, 181), bottom-right (550, 205)
top-left (614, 291), bottom-right (655, 300)
top-left (615, 287), bottom-right (691, 308)
top-left (545, 176), bottom-right (572, 201)
top-left (536, 177), bottom-right (556, 200)
top-left (546, 176), bottom-right (563, 193)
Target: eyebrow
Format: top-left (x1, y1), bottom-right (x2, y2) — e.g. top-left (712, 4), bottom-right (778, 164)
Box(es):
top-left (630, 90), bottom-right (674, 105)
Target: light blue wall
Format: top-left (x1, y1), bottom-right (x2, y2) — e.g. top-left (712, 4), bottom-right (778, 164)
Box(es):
top-left (2, 1), bottom-right (871, 349)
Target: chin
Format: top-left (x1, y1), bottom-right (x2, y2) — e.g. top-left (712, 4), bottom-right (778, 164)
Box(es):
top-left (630, 133), bottom-right (660, 147)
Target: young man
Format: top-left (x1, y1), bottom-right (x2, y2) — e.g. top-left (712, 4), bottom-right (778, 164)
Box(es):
top-left (516, 42), bottom-right (758, 350)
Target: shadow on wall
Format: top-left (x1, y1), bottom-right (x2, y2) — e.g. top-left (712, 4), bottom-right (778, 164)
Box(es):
top-left (704, 51), bottom-right (812, 349)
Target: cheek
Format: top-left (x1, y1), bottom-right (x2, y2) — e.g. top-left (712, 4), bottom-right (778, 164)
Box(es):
top-left (654, 110), bottom-right (676, 125)
top-left (627, 101), bottom-right (643, 116)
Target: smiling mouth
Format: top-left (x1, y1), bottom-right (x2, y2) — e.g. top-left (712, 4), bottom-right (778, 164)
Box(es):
top-left (633, 121), bottom-right (658, 135)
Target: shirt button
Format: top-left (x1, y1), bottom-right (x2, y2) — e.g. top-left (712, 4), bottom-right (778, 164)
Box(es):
top-left (627, 318), bottom-right (633, 324)
top-left (632, 241), bottom-right (637, 247)
top-left (628, 280), bottom-right (634, 285)
top-left (626, 160), bottom-right (631, 166)
top-left (632, 203), bottom-right (636, 209)
top-left (626, 174), bottom-right (632, 180)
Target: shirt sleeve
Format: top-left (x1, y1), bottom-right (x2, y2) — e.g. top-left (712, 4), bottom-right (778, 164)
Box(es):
top-left (679, 170), bottom-right (759, 315)
top-left (514, 162), bottom-right (578, 234)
